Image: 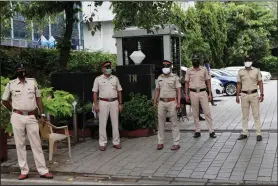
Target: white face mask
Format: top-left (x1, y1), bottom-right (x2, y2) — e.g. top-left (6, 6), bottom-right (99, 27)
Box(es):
top-left (162, 68), bottom-right (171, 74)
top-left (244, 61), bottom-right (252, 68)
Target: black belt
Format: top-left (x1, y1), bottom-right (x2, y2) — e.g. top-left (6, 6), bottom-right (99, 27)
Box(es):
top-left (190, 88), bottom-right (206, 93)
top-left (241, 90), bottom-right (257, 94)
top-left (13, 109), bottom-right (36, 116)
top-left (99, 98), bottom-right (118, 102)
top-left (160, 98), bottom-right (176, 102)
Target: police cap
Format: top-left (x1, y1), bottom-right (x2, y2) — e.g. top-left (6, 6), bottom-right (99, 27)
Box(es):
top-left (15, 63), bottom-right (25, 71)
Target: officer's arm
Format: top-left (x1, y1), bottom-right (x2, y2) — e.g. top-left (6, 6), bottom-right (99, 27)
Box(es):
top-left (154, 79), bottom-right (160, 104)
top-left (116, 78), bottom-right (123, 104)
top-left (236, 71), bottom-right (241, 97)
top-left (257, 70), bottom-right (264, 96)
top-left (92, 78), bottom-right (99, 106)
top-left (184, 71), bottom-right (190, 97)
top-left (175, 76), bottom-right (181, 104)
top-left (34, 81), bottom-right (44, 114)
top-left (1, 83), bottom-right (12, 112)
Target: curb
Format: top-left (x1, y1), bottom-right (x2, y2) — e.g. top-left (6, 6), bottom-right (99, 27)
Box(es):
top-left (1, 167), bottom-right (277, 185)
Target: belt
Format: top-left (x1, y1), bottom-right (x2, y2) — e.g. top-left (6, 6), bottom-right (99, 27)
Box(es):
top-left (99, 98), bottom-right (118, 102)
top-left (190, 88), bottom-right (206, 93)
top-left (13, 109), bottom-right (36, 116)
top-left (241, 90), bottom-right (257, 94)
top-left (160, 98), bottom-right (176, 102)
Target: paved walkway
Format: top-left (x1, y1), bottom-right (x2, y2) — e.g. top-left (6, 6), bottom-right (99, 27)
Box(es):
top-left (167, 80), bottom-right (277, 131)
top-left (1, 81), bottom-right (277, 184)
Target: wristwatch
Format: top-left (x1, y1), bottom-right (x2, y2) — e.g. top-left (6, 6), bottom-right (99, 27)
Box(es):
top-left (41, 114), bottom-right (46, 117)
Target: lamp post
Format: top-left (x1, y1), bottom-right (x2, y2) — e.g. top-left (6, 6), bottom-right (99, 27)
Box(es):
top-left (72, 101), bottom-right (78, 144)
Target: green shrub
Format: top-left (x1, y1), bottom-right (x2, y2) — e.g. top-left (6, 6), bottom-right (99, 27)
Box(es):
top-left (261, 55), bottom-right (278, 77)
top-left (120, 93), bottom-right (157, 131)
top-left (0, 46), bottom-right (117, 87)
top-left (0, 76), bottom-right (13, 136)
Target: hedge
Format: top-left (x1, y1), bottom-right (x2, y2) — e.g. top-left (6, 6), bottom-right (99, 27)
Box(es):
top-left (0, 46), bottom-right (117, 86)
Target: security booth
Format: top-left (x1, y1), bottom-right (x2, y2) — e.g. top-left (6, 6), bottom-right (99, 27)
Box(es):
top-left (113, 24), bottom-right (184, 102)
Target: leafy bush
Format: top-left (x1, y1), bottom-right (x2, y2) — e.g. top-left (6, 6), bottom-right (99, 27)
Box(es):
top-left (0, 76), bottom-right (13, 136)
top-left (261, 55), bottom-right (278, 77)
top-left (40, 87), bottom-right (75, 125)
top-left (120, 93), bottom-right (157, 131)
top-left (0, 46), bottom-right (117, 87)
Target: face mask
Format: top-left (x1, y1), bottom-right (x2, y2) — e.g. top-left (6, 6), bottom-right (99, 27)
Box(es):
top-left (244, 61), bottom-right (252, 68)
top-left (16, 71), bottom-right (26, 79)
top-left (105, 68), bottom-right (112, 75)
top-left (162, 68), bottom-right (171, 74)
top-left (192, 62), bottom-right (200, 67)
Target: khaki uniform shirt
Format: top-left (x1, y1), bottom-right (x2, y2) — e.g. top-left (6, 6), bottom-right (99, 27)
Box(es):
top-left (92, 74), bottom-right (123, 98)
top-left (185, 66), bottom-right (210, 89)
top-left (1, 78), bottom-right (41, 111)
top-left (237, 67), bottom-right (262, 91)
top-left (156, 73), bottom-right (181, 98)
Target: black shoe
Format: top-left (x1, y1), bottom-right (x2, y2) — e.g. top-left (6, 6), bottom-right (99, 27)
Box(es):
top-left (210, 132), bottom-right (217, 138)
top-left (166, 117), bottom-right (170, 122)
top-left (193, 132), bottom-right (201, 138)
top-left (237, 134), bottom-right (248, 140)
top-left (199, 116), bottom-right (205, 121)
top-left (257, 135), bottom-right (262, 141)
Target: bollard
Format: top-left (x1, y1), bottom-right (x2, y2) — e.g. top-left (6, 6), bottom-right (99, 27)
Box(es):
top-left (72, 101), bottom-right (78, 144)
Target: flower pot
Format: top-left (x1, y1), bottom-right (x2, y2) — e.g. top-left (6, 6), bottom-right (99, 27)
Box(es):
top-left (127, 128), bottom-right (154, 138)
top-left (119, 130), bottom-right (129, 138)
top-left (0, 128), bottom-right (8, 162)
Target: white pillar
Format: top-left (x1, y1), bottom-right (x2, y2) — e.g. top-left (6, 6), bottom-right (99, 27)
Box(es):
top-left (163, 35), bottom-right (171, 61)
top-left (10, 1), bottom-right (14, 46)
top-left (48, 16), bottom-right (51, 38)
top-left (116, 38), bottom-right (123, 66)
top-left (77, 12), bottom-right (82, 50)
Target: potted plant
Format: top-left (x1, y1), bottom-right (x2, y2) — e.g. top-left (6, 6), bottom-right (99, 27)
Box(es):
top-left (40, 87), bottom-right (75, 127)
top-left (119, 93), bottom-right (157, 138)
top-left (0, 76), bottom-right (13, 162)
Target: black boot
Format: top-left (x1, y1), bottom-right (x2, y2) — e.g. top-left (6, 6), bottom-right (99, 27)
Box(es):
top-left (199, 115), bottom-right (205, 121)
top-left (257, 135), bottom-right (262, 141)
top-left (210, 132), bottom-right (217, 138)
top-left (193, 132), bottom-right (201, 138)
top-left (237, 134), bottom-right (248, 140)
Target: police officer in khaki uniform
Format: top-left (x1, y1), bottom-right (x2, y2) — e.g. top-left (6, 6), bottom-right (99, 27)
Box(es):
top-left (185, 55), bottom-right (216, 138)
top-left (92, 61), bottom-right (123, 151)
top-left (236, 55), bottom-right (264, 141)
top-left (154, 60), bottom-right (181, 151)
top-left (1, 63), bottom-right (53, 180)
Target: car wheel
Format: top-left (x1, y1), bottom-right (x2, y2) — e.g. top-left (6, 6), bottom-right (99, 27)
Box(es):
top-left (225, 83), bottom-right (237, 96)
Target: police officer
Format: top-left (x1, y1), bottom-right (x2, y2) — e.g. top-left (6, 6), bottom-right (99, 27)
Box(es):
top-left (236, 55), bottom-right (263, 141)
top-left (185, 55), bottom-right (216, 138)
top-left (153, 60), bottom-right (181, 150)
top-left (1, 63), bottom-right (53, 180)
top-left (92, 61), bottom-right (123, 151)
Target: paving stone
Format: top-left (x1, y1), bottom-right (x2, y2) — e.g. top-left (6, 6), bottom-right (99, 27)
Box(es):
top-left (190, 172), bottom-right (206, 179)
top-left (230, 175), bottom-right (243, 181)
top-left (203, 174), bottom-right (217, 179)
top-left (137, 180), bottom-right (170, 184)
top-left (170, 182), bottom-right (205, 185)
top-left (174, 178), bottom-right (208, 183)
top-left (209, 179), bottom-right (244, 184)
top-left (244, 174), bottom-right (258, 181)
top-left (257, 176), bottom-right (271, 181)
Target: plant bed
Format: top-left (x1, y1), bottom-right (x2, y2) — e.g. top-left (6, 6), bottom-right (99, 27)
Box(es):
top-left (120, 128), bottom-right (154, 138)
top-left (0, 128), bottom-right (8, 162)
top-left (119, 93), bottom-right (157, 138)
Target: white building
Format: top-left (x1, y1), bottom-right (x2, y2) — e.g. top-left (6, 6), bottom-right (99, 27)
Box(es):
top-left (82, 1), bottom-right (195, 54)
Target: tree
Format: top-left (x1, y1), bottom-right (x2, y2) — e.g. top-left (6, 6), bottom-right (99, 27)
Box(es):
top-left (20, 1), bottom-right (103, 70)
top-left (112, 1), bottom-right (173, 31)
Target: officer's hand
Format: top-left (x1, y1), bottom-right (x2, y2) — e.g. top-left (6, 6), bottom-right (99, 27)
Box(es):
top-left (176, 103), bottom-right (181, 110)
top-left (94, 104), bottom-right (99, 113)
top-left (259, 95), bottom-right (264, 102)
top-left (119, 104), bottom-right (123, 112)
top-left (153, 102), bottom-right (157, 108)
top-left (236, 96), bottom-right (240, 104)
top-left (208, 95), bottom-right (212, 102)
top-left (186, 96), bottom-right (190, 103)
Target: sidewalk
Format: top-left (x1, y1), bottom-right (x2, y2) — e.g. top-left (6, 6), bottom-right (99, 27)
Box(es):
top-left (1, 132), bottom-right (277, 185)
top-left (1, 81), bottom-right (277, 185)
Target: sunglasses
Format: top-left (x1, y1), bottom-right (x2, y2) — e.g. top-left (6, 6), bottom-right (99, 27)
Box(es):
top-left (163, 64), bottom-right (172, 68)
top-left (104, 65), bottom-right (112, 69)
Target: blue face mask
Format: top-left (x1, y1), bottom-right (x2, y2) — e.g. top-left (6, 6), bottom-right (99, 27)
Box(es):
top-left (105, 69), bottom-right (112, 75)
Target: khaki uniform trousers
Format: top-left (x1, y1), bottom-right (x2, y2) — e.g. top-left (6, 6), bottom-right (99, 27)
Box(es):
top-left (157, 101), bottom-right (180, 145)
top-left (190, 91), bottom-right (214, 133)
top-left (241, 93), bottom-right (261, 135)
top-left (10, 113), bottom-right (49, 175)
top-left (98, 100), bottom-right (120, 146)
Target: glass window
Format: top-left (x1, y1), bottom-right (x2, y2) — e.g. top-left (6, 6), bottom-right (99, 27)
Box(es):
top-left (19, 31), bottom-right (26, 39)
top-left (14, 31), bottom-right (19, 39)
